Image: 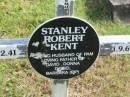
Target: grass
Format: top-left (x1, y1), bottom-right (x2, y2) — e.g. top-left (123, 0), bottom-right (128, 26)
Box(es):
top-left (0, 59), bottom-right (51, 97)
top-left (0, 0), bottom-right (130, 97)
top-left (0, 0), bottom-right (55, 38)
top-left (0, 62), bottom-right (9, 96)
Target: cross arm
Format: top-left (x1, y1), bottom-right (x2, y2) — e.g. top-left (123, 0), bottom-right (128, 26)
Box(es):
top-left (0, 35), bottom-right (129, 59)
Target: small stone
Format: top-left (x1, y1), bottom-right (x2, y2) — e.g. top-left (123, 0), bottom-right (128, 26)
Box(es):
top-left (109, 0), bottom-right (130, 23)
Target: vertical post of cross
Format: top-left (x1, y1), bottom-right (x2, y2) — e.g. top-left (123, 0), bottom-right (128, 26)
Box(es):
top-left (52, 80), bottom-right (68, 97)
top-left (51, 0), bottom-right (75, 97)
top-left (56, 0), bottom-right (74, 16)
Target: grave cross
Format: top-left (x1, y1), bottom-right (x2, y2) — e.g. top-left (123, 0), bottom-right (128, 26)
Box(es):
top-left (0, 0), bottom-right (130, 97)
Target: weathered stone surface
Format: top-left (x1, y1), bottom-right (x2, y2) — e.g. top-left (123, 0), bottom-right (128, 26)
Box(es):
top-left (109, 0), bottom-right (130, 5)
top-left (109, 0), bottom-right (130, 23)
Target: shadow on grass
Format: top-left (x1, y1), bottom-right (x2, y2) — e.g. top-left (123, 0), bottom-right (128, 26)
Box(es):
top-left (85, 0), bottom-right (112, 21)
